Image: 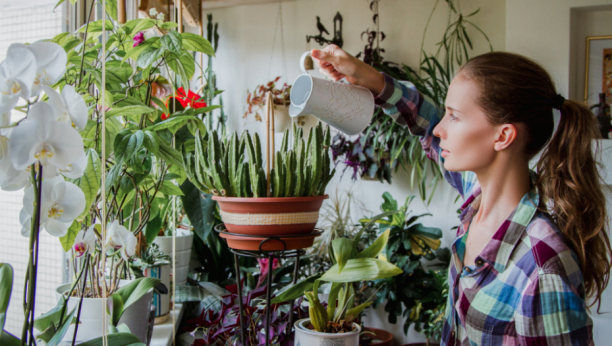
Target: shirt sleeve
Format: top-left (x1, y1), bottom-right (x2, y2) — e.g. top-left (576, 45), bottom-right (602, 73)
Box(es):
top-left (514, 273), bottom-right (594, 346)
top-left (373, 72), bottom-right (476, 199)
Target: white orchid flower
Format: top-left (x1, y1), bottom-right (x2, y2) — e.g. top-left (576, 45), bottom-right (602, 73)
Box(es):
top-left (43, 85), bottom-right (87, 130)
top-left (0, 158), bottom-right (30, 191)
top-left (74, 225), bottom-right (97, 257)
top-left (57, 153), bottom-right (87, 179)
top-left (0, 44), bottom-right (36, 112)
top-left (20, 176), bottom-right (86, 237)
top-left (9, 101), bottom-right (83, 171)
top-left (106, 220), bottom-right (137, 261)
top-left (12, 42), bottom-right (67, 97)
top-left (0, 112), bottom-right (10, 161)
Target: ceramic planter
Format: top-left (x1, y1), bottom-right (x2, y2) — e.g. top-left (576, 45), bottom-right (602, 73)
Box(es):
top-left (212, 195), bottom-right (327, 236)
top-left (153, 228), bottom-right (194, 285)
top-left (363, 327), bottom-right (394, 346)
top-left (143, 264), bottom-right (171, 324)
top-left (294, 318), bottom-right (361, 346)
top-left (54, 280), bottom-right (153, 344)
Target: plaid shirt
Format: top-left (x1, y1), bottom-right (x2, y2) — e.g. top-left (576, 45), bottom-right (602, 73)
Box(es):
top-left (373, 73), bottom-right (593, 346)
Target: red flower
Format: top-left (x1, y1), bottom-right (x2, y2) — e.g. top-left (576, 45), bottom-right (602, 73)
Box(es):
top-left (160, 87), bottom-right (207, 120)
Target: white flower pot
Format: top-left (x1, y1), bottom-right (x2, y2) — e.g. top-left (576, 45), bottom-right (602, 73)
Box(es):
top-left (54, 280), bottom-right (153, 344)
top-left (294, 318), bottom-right (361, 346)
top-left (152, 229), bottom-right (194, 285)
top-left (143, 264), bottom-right (171, 321)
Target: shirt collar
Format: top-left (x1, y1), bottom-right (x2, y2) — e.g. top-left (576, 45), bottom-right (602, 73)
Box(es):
top-left (452, 170), bottom-right (540, 273)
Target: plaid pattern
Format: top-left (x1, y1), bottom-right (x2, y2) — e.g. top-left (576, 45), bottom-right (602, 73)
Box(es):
top-left (374, 73), bottom-right (593, 346)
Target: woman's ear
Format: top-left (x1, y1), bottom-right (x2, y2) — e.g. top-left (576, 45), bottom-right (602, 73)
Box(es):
top-left (493, 123), bottom-right (519, 151)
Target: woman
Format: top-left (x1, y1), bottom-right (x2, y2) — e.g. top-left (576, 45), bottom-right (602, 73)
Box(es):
top-left (311, 45), bottom-right (612, 345)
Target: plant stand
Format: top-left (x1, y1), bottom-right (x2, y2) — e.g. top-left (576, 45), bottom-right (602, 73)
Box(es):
top-left (214, 224), bottom-right (323, 346)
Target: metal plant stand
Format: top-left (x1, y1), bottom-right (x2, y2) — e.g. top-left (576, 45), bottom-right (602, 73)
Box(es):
top-left (214, 224), bottom-right (322, 346)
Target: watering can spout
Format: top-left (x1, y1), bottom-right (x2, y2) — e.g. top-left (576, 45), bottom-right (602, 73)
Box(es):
top-left (289, 52), bottom-right (375, 136)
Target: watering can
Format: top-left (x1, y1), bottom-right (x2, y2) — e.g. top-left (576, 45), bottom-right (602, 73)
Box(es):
top-left (289, 51), bottom-right (375, 136)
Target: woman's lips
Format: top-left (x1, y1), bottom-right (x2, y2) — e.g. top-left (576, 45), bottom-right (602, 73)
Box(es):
top-left (441, 150), bottom-right (450, 157)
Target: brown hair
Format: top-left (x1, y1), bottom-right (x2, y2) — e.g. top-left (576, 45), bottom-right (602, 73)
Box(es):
top-left (459, 51), bottom-right (612, 307)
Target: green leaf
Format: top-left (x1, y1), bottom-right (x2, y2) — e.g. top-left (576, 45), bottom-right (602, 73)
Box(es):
top-left (180, 183), bottom-right (215, 241)
top-left (74, 333), bottom-right (141, 346)
top-left (77, 19), bottom-right (113, 33)
top-left (159, 22), bottom-right (178, 30)
top-left (157, 141), bottom-right (183, 167)
top-left (320, 258), bottom-right (402, 283)
top-left (410, 223), bottom-right (443, 240)
top-left (161, 30), bottom-right (182, 54)
top-left (356, 229), bottom-right (390, 259)
top-left (345, 301), bottom-right (372, 322)
top-left (46, 307), bottom-right (76, 346)
top-left (131, 18), bottom-right (156, 35)
top-left (136, 46), bottom-right (163, 68)
top-left (381, 191), bottom-right (398, 212)
top-left (114, 277), bottom-right (160, 321)
top-left (0, 263), bottom-right (13, 338)
top-left (331, 238), bottom-right (355, 273)
top-left (114, 130), bottom-right (144, 164)
top-left (59, 220), bottom-right (81, 252)
top-left (76, 148), bottom-right (101, 220)
top-left (33, 296), bottom-right (66, 333)
top-left (270, 274), bottom-right (322, 304)
top-left (181, 33), bottom-right (214, 56)
top-left (160, 181), bottom-right (184, 196)
top-left (121, 38), bottom-right (157, 66)
top-left (106, 105), bottom-right (156, 119)
top-left (144, 215), bottom-right (162, 245)
top-left (143, 130), bottom-right (160, 154)
top-left (0, 332), bottom-right (20, 346)
top-left (105, 0), bottom-right (118, 22)
top-left (144, 115), bottom-right (196, 132)
top-left (109, 294), bottom-right (124, 326)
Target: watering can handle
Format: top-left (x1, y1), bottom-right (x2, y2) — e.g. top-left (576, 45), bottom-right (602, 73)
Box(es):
top-left (300, 51), bottom-right (351, 84)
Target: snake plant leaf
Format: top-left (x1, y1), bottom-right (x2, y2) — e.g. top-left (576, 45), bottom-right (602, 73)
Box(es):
top-left (356, 229), bottom-right (390, 259)
top-left (320, 258), bottom-right (403, 283)
top-left (331, 238), bottom-right (355, 273)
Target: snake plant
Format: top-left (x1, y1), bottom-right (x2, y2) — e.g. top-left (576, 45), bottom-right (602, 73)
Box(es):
top-left (183, 121), bottom-right (335, 198)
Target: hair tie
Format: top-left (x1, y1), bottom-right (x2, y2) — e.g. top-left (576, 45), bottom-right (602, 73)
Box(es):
top-left (552, 93), bottom-right (565, 110)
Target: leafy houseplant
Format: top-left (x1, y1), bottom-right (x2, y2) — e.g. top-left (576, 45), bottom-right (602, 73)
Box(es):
top-left (0, 0), bottom-right (215, 344)
top-left (271, 212), bottom-right (402, 342)
top-left (244, 76), bottom-right (291, 122)
top-left (359, 192), bottom-right (450, 345)
top-left (183, 122), bottom-right (336, 251)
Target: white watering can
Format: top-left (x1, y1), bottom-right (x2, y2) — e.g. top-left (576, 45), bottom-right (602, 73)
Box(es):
top-left (289, 51), bottom-right (375, 136)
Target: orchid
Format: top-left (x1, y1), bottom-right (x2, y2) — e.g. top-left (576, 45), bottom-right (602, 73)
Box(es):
top-left (20, 176), bottom-right (86, 237)
top-left (74, 225), bottom-right (97, 257)
top-left (105, 220), bottom-right (137, 261)
top-left (9, 101), bottom-right (84, 171)
top-left (13, 42), bottom-right (67, 97)
top-left (0, 44), bottom-right (36, 112)
top-left (43, 85), bottom-right (88, 130)
top-left (57, 153), bottom-right (86, 179)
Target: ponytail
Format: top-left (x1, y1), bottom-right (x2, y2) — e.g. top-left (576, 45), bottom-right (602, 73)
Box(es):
top-left (536, 100), bottom-right (612, 308)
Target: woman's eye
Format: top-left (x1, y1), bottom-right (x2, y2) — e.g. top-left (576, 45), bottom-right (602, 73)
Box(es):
top-left (449, 114), bottom-right (457, 121)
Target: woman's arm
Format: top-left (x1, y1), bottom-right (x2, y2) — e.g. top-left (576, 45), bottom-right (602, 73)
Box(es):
top-left (312, 45), bottom-right (476, 199)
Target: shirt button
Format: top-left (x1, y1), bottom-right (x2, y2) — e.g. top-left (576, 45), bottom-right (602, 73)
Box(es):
top-left (475, 258), bottom-right (484, 267)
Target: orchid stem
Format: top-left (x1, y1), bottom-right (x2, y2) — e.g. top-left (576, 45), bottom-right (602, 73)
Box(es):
top-left (71, 256), bottom-right (90, 346)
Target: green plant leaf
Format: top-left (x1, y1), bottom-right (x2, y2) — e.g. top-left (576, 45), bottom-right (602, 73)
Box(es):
top-left (320, 258), bottom-right (403, 283)
top-left (131, 18), bottom-right (156, 35)
top-left (160, 181), bottom-right (184, 196)
top-left (180, 183), bottom-right (215, 241)
top-left (157, 140), bottom-right (183, 167)
top-left (159, 22), bottom-right (178, 30)
top-left (0, 263), bottom-right (13, 338)
top-left (144, 115), bottom-right (196, 132)
top-left (109, 294), bottom-right (124, 326)
top-left (76, 148), bottom-right (101, 220)
top-left (142, 130), bottom-right (160, 154)
top-left (114, 130), bottom-right (144, 164)
top-left (136, 46), bottom-right (163, 68)
top-left (77, 19), bottom-right (113, 33)
top-left (105, 0), bottom-right (118, 22)
top-left (59, 220), bottom-right (81, 252)
top-left (46, 307), bottom-right (76, 346)
top-left (144, 215), bottom-right (162, 245)
top-left (121, 38), bottom-right (158, 65)
top-left (73, 333), bottom-right (141, 346)
top-left (345, 300), bottom-right (372, 322)
top-left (0, 332), bottom-right (20, 346)
top-left (410, 223), bottom-right (443, 240)
top-left (270, 274), bottom-right (322, 304)
top-left (106, 105), bottom-right (156, 119)
top-left (356, 229), bottom-right (390, 259)
top-left (331, 238), bottom-right (354, 273)
top-left (161, 30), bottom-right (182, 54)
top-left (114, 277), bottom-right (160, 321)
top-left (181, 33), bottom-right (214, 56)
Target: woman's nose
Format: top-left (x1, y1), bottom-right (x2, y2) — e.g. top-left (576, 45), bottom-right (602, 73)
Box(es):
top-left (433, 121), bottom-right (445, 139)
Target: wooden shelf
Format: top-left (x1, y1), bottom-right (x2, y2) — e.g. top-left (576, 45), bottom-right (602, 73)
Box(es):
top-left (201, 0), bottom-right (297, 10)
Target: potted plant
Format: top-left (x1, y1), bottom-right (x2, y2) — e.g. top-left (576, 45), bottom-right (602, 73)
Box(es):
top-left (183, 122), bottom-right (335, 251)
top-left (244, 76), bottom-right (294, 132)
top-left (271, 211), bottom-right (403, 345)
top-left (131, 243), bottom-right (172, 324)
top-left (358, 192), bottom-right (451, 346)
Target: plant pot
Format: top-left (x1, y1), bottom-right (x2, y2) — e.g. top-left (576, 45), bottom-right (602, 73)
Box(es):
top-left (400, 344), bottom-right (439, 346)
top-left (143, 264), bottom-right (170, 322)
top-left (294, 318), bottom-right (361, 346)
top-left (273, 104), bottom-right (292, 133)
top-left (218, 230), bottom-right (321, 251)
top-left (362, 327), bottom-right (394, 346)
top-left (54, 280), bottom-right (153, 344)
top-left (212, 195), bottom-right (328, 237)
top-left (153, 228), bottom-right (194, 285)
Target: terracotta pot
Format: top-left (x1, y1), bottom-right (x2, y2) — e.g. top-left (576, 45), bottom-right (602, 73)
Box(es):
top-left (219, 231), bottom-right (320, 251)
top-left (212, 195), bottom-right (328, 236)
top-left (362, 327), bottom-right (394, 346)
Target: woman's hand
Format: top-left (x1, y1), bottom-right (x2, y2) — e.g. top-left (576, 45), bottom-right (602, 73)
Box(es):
top-left (311, 44), bottom-right (385, 95)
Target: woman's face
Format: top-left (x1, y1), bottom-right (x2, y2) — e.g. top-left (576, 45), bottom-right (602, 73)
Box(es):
top-left (433, 75), bottom-right (501, 173)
